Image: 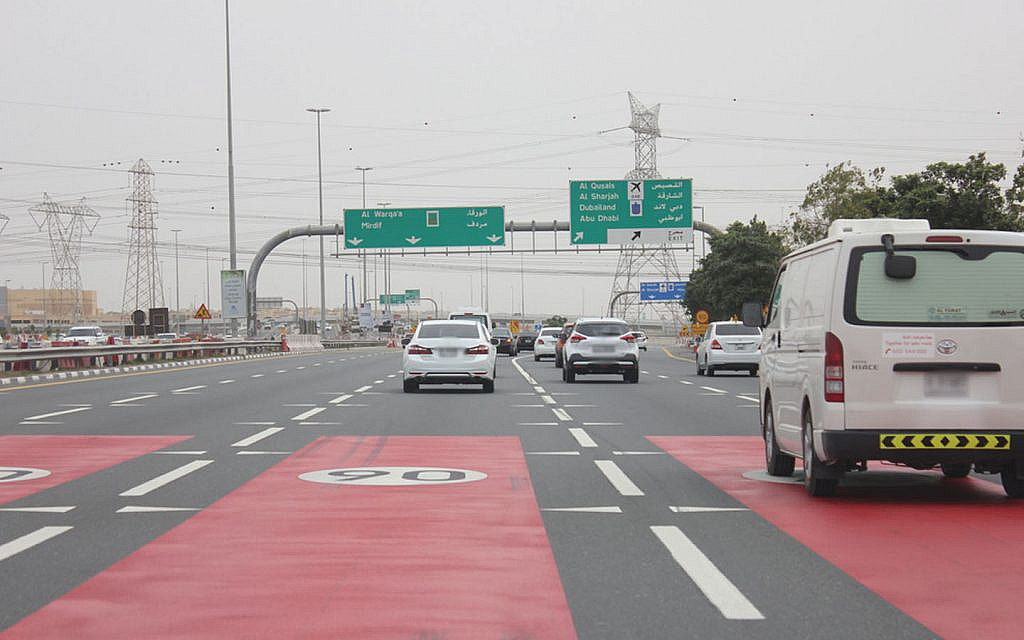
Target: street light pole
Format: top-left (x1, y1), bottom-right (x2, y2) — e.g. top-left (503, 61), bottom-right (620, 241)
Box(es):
top-left (377, 201), bottom-right (391, 316)
top-left (224, 0), bottom-right (238, 337)
top-left (307, 107), bottom-right (330, 339)
top-left (355, 166), bottom-right (373, 319)
top-left (41, 262), bottom-right (47, 331)
top-left (171, 229), bottom-right (182, 333)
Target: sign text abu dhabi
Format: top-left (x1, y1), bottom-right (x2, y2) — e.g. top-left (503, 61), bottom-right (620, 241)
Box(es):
top-left (343, 206), bottom-right (505, 249)
top-left (569, 179), bottom-right (692, 245)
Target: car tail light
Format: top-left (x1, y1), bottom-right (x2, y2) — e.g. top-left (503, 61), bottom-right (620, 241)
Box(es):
top-left (465, 344), bottom-right (490, 355)
top-left (824, 331), bottom-right (844, 402)
top-left (407, 344), bottom-right (432, 355)
top-left (926, 235), bottom-right (963, 243)
top-left (620, 334), bottom-right (636, 343)
top-left (570, 334), bottom-right (586, 343)
top-left (536, 338), bottom-right (544, 344)
top-left (710, 339), bottom-right (722, 350)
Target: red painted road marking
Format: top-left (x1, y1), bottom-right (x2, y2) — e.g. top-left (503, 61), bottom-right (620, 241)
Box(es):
top-left (0, 436), bottom-right (190, 506)
top-left (650, 435), bottom-right (1024, 640)
top-left (3, 436), bottom-right (576, 640)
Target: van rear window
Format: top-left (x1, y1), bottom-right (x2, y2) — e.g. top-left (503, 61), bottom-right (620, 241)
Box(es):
top-left (847, 247), bottom-right (1024, 326)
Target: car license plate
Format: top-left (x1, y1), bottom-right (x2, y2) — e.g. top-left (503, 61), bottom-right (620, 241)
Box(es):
top-left (593, 345), bottom-right (614, 354)
top-left (924, 372), bottom-right (968, 398)
top-left (439, 348), bottom-right (458, 358)
top-left (734, 343), bottom-right (750, 351)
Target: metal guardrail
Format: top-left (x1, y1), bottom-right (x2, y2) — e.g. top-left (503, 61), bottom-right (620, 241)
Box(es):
top-left (321, 339), bottom-right (387, 349)
top-left (1, 340), bottom-right (284, 372)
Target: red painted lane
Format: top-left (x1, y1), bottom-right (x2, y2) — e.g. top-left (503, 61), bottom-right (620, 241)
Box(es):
top-left (0, 435), bottom-right (189, 505)
top-left (3, 436), bottom-right (576, 640)
top-left (650, 435), bottom-right (1024, 640)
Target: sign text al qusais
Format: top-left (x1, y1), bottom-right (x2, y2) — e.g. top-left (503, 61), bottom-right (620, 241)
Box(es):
top-left (569, 179), bottom-right (692, 245)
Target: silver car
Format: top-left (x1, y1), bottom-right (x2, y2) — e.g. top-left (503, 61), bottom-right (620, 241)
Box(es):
top-left (696, 321), bottom-right (761, 376)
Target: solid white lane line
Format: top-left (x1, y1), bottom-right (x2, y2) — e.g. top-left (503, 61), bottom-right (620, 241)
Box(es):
top-left (251, 374), bottom-right (264, 378)
top-left (172, 385), bottom-right (206, 393)
top-left (511, 357), bottom-right (538, 385)
top-left (542, 506), bottom-right (622, 513)
top-left (700, 386), bottom-right (726, 394)
top-left (552, 408), bottom-right (573, 422)
top-left (0, 506), bottom-right (75, 513)
top-left (526, 451), bottom-right (581, 456)
top-left (613, 451), bottom-right (666, 456)
top-left (236, 451), bottom-right (292, 455)
top-left (354, 385), bottom-right (372, 393)
top-left (594, 460), bottom-right (644, 496)
top-left (670, 506), bottom-right (750, 513)
top-left (291, 407), bottom-right (326, 421)
top-left (117, 506), bottom-right (199, 513)
top-left (568, 428), bottom-right (598, 448)
top-left (111, 394), bottom-right (157, 405)
top-left (219, 379), bottom-right (235, 384)
top-left (541, 395), bottom-right (557, 405)
top-left (0, 526), bottom-right (74, 562)
top-left (331, 404), bottom-right (368, 408)
top-left (329, 394), bottom-right (354, 404)
top-left (232, 427), bottom-right (285, 447)
top-left (119, 460), bottom-right (213, 497)
top-left (19, 421), bottom-right (63, 425)
top-left (563, 404), bottom-right (595, 408)
top-left (24, 406), bottom-right (91, 421)
top-left (650, 525), bottom-right (764, 620)
top-left (583, 422), bottom-right (623, 426)
top-left (152, 450), bottom-right (207, 455)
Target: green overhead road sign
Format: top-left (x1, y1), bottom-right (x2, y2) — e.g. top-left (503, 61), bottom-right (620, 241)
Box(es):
top-left (404, 289), bottom-right (421, 302)
top-left (380, 293), bottom-right (406, 305)
top-left (569, 179), bottom-right (692, 245)
top-left (343, 206), bottom-right (505, 249)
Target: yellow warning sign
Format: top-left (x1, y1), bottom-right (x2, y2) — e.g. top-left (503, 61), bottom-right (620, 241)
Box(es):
top-left (509, 320), bottom-right (521, 334)
top-left (695, 309), bottom-right (710, 324)
top-left (691, 322), bottom-right (709, 336)
top-left (879, 433), bottom-right (1010, 450)
top-left (194, 303), bottom-right (212, 320)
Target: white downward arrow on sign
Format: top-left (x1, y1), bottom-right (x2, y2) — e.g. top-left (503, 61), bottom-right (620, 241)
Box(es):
top-left (348, 237), bottom-right (363, 246)
top-left (486, 234), bottom-right (501, 243)
top-left (406, 236), bottom-right (421, 245)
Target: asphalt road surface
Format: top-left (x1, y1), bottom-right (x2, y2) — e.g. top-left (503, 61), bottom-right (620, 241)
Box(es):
top-left (1, 346), bottom-right (1020, 639)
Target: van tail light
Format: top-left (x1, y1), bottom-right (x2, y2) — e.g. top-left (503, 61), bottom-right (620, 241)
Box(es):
top-left (465, 344), bottom-right (490, 355)
top-left (620, 334), bottom-right (636, 343)
top-left (926, 235), bottom-right (963, 243)
top-left (824, 331), bottom-right (844, 402)
top-left (407, 344), bottom-right (432, 355)
top-left (570, 334), bottom-right (586, 343)
top-left (710, 339), bottom-right (723, 350)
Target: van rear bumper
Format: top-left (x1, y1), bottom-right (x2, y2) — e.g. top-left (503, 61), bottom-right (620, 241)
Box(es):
top-left (821, 430), bottom-right (1024, 464)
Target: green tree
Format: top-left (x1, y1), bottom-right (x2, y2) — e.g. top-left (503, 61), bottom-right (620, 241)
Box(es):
top-left (889, 153), bottom-right (1024, 230)
top-left (685, 218), bottom-right (789, 322)
top-left (788, 161), bottom-right (890, 246)
top-left (543, 315), bottom-right (567, 327)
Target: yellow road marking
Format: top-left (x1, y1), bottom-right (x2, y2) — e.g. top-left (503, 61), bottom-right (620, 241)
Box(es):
top-left (661, 346), bottom-right (696, 363)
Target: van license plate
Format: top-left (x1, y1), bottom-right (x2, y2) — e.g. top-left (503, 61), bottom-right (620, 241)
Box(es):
top-left (924, 372), bottom-right (967, 398)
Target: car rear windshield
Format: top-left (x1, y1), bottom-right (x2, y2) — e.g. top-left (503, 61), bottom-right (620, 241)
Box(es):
top-left (67, 328), bottom-right (99, 336)
top-left (574, 322), bottom-right (629, 337)
top-left (417, 324), bottom-right (481, 339)
top-left (539, 328), bottom-right (561, 336)
top-left (715, 324), bottom-right (760, 336)
top-left (492, 329), bottom-right (512, 337)
top-left (847, 246), bottom-right (1024, 325)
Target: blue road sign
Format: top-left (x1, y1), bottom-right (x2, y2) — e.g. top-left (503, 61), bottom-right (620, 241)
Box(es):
top-left (640, 281), bottom-right (687, 301)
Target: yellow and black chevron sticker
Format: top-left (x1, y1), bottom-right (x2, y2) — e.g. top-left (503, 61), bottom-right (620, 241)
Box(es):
top-left (879, 433), bottom-right (1011, 450)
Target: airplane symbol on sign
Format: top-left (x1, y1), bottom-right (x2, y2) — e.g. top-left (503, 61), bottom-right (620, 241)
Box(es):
top-left (629, 181), bottom-right (642, 194)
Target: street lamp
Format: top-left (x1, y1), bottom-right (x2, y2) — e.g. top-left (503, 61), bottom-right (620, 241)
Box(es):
top-left (355, 166), bottom-right (373, 318)
top-left (307, 107), bottom-right (330, 339)
top-left (171, 229), bottom-right (182, 333)
top-left (377, 202), bottom-right (392, 312)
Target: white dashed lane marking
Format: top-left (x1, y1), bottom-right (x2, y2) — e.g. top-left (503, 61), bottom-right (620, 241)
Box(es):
top-left (700, 386), bottom-right (726, 394)
top-left (231, 427), bottom-right (285, 448)
top-left (0, 526), bottom-right (74, 562)
top-left (291, 407), bottom-right (326, 421)
top-left (552, 408), bottom-right (573, 422)
top-left (568, 428), bottom-right (598, 448)
top-left (119, 460), bottom-right (214, 497)
top-left (172, 385), bottom-right (206, 394)
top-left (594, 460), bottom-right (644, 496)
top-left (23, 406), bottom-right (91, 421)
top-left (110, 394), bottom-right (157, 405)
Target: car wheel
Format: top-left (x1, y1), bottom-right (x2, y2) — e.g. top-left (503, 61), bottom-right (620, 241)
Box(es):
top-left (565, 366), bottom-right (575, 383)
top-left (555, 353), bottom-right (563, 369)
top-left (1000, 461), bottom-right (1024, 498)
top-left (764, 399), bottom-right (794, 477)
top-left (696, 359), bottom-right (704, 376)
top-left (940, 463), bottom-right (971, 478)
top-left (628, 368), bottom-right (639, 383)
top-left (706, 360), bottom-right (716, 377)
top-left (402, 379), bottom-right (418, 393)
top-left (803, 408), bottom-right (839, 497)
top-left (749, 367), bottom-right (758, 376)
top-left (482, 379), bottom-right (495, 393)
top-left (534, 354), bottom-right (540, 362)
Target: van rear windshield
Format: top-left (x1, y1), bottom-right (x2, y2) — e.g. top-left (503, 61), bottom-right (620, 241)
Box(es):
top-left (846, 246), bottom-right (1024, 326)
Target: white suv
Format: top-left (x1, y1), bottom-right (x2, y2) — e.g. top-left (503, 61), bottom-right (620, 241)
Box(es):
top-left (747, 218), bottom-right (1024, 498)
top-left (562, 317), bottom-right (639, 383)
top-left (64, 326), bottom-right (107, 346)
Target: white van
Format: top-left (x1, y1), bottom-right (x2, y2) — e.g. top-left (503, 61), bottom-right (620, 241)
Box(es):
top-left (745, 219), bottom-right (1024, 497)
top-left (447, 308), bottom-right (493, 336)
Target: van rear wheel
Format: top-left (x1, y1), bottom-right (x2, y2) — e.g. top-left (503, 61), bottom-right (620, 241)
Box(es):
top-left (802, 409), bottom-right (839, 497)
top-left (764, 400), bottom-right (794, 477)
top-left (1001, 461), bottom-right (1024, 498)
top-left (940, 463), bottom-right (972, 479)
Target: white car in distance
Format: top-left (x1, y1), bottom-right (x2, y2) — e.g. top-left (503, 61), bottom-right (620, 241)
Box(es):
top-left (533, 327), bottom-right (562, 361)
top-left (64, 326), bottom-right (108, 346)
top-left (403, 320), bottom-right (498, 393)
top-left (696, 321), bottom-right (762, 376)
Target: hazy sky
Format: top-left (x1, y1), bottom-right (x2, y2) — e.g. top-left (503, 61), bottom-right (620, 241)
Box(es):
top-left (2, 0), bottom-right (1022, 319)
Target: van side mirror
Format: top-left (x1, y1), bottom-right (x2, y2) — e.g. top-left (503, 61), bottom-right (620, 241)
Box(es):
top-left (741, 302), bottom-right (764, 328)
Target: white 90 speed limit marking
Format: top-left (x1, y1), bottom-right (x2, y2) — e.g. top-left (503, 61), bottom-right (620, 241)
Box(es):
top-left (0, 467), bottom-right (51, 483)
top-left (299, 467), bottom-right (487, 486)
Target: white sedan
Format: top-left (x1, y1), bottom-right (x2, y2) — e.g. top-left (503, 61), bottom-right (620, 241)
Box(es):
top-left (532, 327), bottom-right (562, 361)
top-left (402, 320), bottom-right (498, 393)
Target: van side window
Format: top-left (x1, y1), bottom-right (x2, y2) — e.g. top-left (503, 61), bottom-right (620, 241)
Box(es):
top-left (766, 267), bottom-right (787, 328)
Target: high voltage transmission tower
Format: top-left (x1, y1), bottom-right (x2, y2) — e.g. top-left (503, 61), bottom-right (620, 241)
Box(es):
top-left (608, 92), bottom-right (687, 327)
top-left (28, 194), bottom-right (100, 324)
top-left (122, 159), bottom-right (165, 317)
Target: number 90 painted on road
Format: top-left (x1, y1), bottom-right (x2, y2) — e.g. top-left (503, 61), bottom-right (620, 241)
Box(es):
top-left (299, 467), bottom-right (487, 486)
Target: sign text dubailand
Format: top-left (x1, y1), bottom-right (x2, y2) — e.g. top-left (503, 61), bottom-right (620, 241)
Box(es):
top-left (569, 179), bottom-right (692, 245)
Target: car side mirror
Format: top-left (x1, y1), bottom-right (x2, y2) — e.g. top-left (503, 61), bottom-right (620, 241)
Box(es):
top-left (490, 337), bottom-right (500, 346)
top-left (741, 302), bottom-right (764, 328)
top-left (400, 337), bottom-right (411, 346)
